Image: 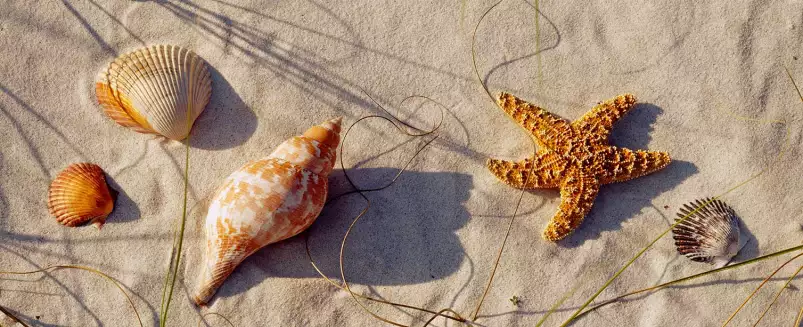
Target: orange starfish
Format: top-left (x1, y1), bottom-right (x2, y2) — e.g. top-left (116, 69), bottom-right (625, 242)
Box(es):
top-left (488, 93), bottom-right (671, 241)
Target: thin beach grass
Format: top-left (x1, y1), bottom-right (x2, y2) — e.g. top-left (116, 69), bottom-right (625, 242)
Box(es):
top-left (563, 67), bottom-right (803, 326)
top-left (0, 265), bottom-right (143, 327)
top-left (158, 85), bottom-right (195, 326)
top-left (304, 92), bottom-right (473, 326)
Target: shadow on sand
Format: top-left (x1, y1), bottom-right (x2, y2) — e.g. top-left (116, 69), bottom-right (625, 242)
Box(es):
top-left (190, 64), bottom-right (258, 150)
top-left (195, 168), bottom-right (473, 303)
top-left (103, 174), bottom-right (141, 226)
top-left (556, 102), bottom-right (699, 246)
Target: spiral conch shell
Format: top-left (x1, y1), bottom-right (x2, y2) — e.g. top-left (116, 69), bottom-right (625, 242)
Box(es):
top-left (193, 117), bottom-right (342, 305)
top-left (48, 163), bottom-right (116, 228)
top-left (95, 45), bottom-right (212, 141)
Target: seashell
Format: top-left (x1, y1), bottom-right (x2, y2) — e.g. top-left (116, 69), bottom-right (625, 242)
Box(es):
top-left (95, 45), bottom-right (212, 141)
top-left (193, 117), bottom-right (343, 305)
top-left (48, 163), bottom-right (116, 229)
top-left (672, 198), bottom-right (746, 268)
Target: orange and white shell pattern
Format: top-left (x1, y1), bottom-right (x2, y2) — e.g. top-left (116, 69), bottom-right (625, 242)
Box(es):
top-left (193, 117), bottom-right (342, 305)
top-left (95, 45), bottom-right (211, 141)
top-left (48, 163), bottom-right (115, 229)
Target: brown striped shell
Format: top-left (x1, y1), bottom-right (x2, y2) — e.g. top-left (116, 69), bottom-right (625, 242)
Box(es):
top-left (47, 163), bottom-right (115, 228)
top-left (672, 198), bottom-right (746, 268)
top-left (95, 45), bottom-right (212, 141)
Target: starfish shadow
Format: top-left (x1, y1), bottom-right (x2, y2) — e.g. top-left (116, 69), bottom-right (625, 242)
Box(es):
top-left (609, 103), bottom-right (662, 150)
top-left (559, 102), bottom-right (699, 246)
top-left (560, 159), bottom-right (698, 246)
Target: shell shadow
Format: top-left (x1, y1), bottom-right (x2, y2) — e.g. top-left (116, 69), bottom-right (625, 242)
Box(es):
top-left (731, 205), bottom-right (759, 262)
top-left (189, 64), bottom-right (257, 150)
top-left (103, 174), bottom-right (140, 225)
top-left (206, 168), bottom-right (473, 303)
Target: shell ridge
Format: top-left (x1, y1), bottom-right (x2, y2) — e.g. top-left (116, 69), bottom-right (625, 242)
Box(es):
top-left (672, 198), bottom-right (742, 265)
top-left (157, 45), bottom-right (184, 138)
top-left (114, 53), bottom-right (151, 107)
top-left (96, 45), bottom-right (211, 140)
top-left (190, 54), bottom-right (211, 125)
top-left (184, 47), bottom-right (209, 138)
top-left (142, 46), bottom-right (176, 133)
top-left (135, 47), bottom-right (174, 137)
top-left (159, 45), bottom-right (183, 139)
top-left (110, 57), bottom-right (157, 129)
top-left (48, 163), bottom-right (114, 228)
top-left (96, 79), bottom-right (151, 133)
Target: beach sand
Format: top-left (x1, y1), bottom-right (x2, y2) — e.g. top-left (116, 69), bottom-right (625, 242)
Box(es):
top-left (1, 0), bottom-right (803, 326)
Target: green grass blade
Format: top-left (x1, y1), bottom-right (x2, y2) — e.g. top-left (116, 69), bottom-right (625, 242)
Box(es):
top-left (722, 252), bottom-right (803, 326)
top-left (558, 69), bottom-right (800, 326)
top-left (794, 302), bottom-right (803, 326)
top-left (752, 263), bottom-right (803, 326)
top-left (536, 282), bottom-right (581, 327)
top-left (576, 244), bottom-right (803, 319)
top-left (159, 83), bottom-right (195, 326)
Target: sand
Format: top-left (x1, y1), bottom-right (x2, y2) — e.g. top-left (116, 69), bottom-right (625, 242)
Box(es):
top-left (1, 0), bottom-right (803, 326)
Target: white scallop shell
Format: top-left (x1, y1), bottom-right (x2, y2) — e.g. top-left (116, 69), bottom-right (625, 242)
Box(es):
top-left (95, 45), bottom-right (212, 141)
top-left (672, 198), bottom-right (746, 268)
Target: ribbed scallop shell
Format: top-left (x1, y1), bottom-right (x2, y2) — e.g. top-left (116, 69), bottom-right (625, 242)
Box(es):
top-left (193, 117), bottom-right (342, 305)
top-left (95, 45), bottom-right (212, 141)
top-left (672, 198), bottom-right (746, 268)
top-left (48, 163), bottom-right (115, 228)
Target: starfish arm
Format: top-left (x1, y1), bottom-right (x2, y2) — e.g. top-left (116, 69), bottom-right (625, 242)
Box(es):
top-left (486, 151), bottom-right (565, 189)
top-left (543, 168), bottom-right (600, 241)
top-left (599, 147), bottom-right (671, 184)
top-left (571, 94), bottom-right (636, 141)
top-left (498, 92), bottom-right (573, 151)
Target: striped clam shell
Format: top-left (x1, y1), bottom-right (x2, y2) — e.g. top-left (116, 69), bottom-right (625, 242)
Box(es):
top-left (47, 163), bottom-right (116, 228)
top-left (193, 117), bottom-right (342, 305)
top-left (96, 45), bottom-right (212, 141)
top-left (672, 198), bottom-right (746, 268)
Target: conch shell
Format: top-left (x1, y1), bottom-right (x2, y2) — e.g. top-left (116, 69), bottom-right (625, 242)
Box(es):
top-left (95, 45), bottom-right (212, 141)
top-left (48, 163), bottom-right (116, 228)
top-left (193, 117), bottom-right (342, 305)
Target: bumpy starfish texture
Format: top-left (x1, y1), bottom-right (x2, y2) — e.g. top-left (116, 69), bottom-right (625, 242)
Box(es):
top-left (488, 93), bottom-right (671, 241)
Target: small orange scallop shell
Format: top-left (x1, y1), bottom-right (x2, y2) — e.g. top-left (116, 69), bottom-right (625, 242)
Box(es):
top-left (193, 117), bottom-right (342, 305)
top-left (47, 163), bottom-right (115, 229)
top-left (95, 45), bottom-right (212, 141)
